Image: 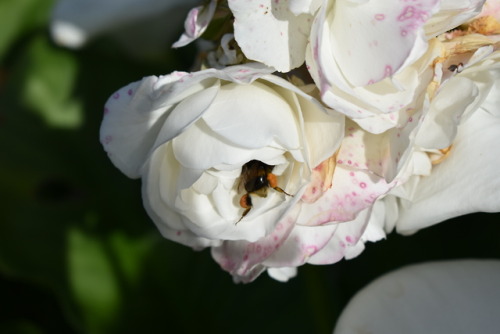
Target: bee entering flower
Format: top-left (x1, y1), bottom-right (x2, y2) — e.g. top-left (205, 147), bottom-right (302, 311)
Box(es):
top-left (236, 160), bottom-right (293, 224)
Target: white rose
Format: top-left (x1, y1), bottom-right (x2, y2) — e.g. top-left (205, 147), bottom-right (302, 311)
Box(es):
top-left (212, 30), bottom-right (500, 283)
top-left (100, 63), bottom-right (344, 251)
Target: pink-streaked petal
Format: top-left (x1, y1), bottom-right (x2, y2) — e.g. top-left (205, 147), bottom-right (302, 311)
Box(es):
top-left (307, 12), bottom-right (439, 128)
top-left (396, 103), bottom-right (500, 233)
top-left (263, 223), bottom-right (338, 267)
top-left (334, 260), bottom-right (500, 334)
top-left (307, 207), bottom-right (371, 264)
top-left (229, 0), bottom-right (313, 71)
top-left (336, 120), bottom-right (414, 181)
top-left (296, 164), bottom-right (393, 226)
top-left (330, 0), bottom-right (440, 86)
top-left (172, 0), bottom-right (217, 48)
top-left (211, 210), bottom-right (298, 281)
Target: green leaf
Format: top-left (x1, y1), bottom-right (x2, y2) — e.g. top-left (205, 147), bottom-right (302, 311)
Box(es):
top-left (21, 36), bottom-right (83, 128)
top-left (108, 232), bottom-right (155, 286)
top-left (67, 227), bottom-right (121, 334)
top-left (0, 0), bottom-right (54, 62)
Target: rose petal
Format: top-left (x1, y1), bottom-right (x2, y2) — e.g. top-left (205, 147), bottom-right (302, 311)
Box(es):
top-left (141, 144), bottom-right (219, 249)
top-left (172, 0), bottom-right (217, 48)
top-left (288, 0), bottom-right (322, 15)
top-left (416, 48), bottom-right (500, 149)
top-left (100, 77), bottom-right (167, 178)
top-left (300, 95), bottom-right (345, 168)
top-left (101, 64), bottom-right (278, 178)
top-left (155, 82), bottom-right (221, 145)
top-left (295, 163), bottom-right (393, 226)
top-left (328, 0), bottom-right (440, 86)
top-left (306, 207), bottom-right (372, 264)
top-left (202, 81), bottom-right (301, 150)
top-left (424, 0), bottom-right (486, 37)
top-left (263, 223), bottom-right (338, 267)
top-left (307, 12), bottom-right (439, 130)
top-left (416, 77), bottom-right (479, 149)
top-left (229, 0), bottom-right (313, 71)
top-left (267, 266), bottom-right (298, 281)
top-left (333, 260), bottom-right (500, 334)
top-left (211, 211), bottom-right (298, 281)
top-left (396, 102), bottom-right (500, 233)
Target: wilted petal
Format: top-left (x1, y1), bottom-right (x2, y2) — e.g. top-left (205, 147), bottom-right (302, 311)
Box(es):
top-left (416, 46), bottom-right (500, 149)
top-left (333, 260), bottom-right (500, 334)
top-left (415, 77), bottom-right (479, 149)
top-left (397, 100), bottom-right (500, 233)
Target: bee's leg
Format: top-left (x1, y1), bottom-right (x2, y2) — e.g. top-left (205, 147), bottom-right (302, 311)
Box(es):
top-left (267, 173), bottom-right (293, 196)
top-left (236, 194), bottom-right (252, 224)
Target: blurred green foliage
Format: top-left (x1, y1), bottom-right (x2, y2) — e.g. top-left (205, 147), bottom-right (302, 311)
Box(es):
top-left (1, 0), bottom-right (500, 333)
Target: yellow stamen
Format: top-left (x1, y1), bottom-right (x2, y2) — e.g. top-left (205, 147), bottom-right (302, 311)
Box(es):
top-left (430, 146), bottom-right (453, 165)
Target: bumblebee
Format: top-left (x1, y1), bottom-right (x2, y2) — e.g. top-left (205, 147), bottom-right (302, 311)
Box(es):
top-left (236, 160), bottom-right (292, 224)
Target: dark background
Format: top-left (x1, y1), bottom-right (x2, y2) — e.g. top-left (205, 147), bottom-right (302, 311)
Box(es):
top-left (1, 1), bottom-right (499, 333)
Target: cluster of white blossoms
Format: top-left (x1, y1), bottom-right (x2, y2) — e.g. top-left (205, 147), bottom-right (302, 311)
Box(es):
top-left (98, 0), bottom-right (500, 282)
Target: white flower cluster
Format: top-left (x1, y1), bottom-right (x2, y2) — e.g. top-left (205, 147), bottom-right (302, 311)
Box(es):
top-left (93, 0), bottom-right (500, 282)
